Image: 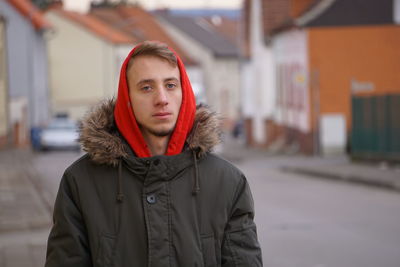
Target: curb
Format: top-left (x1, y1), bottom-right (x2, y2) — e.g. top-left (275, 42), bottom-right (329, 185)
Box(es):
top-left (281, 166), bottom-right (400, 193)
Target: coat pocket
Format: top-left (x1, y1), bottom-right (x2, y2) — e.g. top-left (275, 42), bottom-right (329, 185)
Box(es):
top-left (201, 234), bottom-right (217, 267)
top-left (95, 234), bottom-right (116, 267)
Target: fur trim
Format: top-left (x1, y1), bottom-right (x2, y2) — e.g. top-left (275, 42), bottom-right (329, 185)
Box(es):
top-left (79, 99), bottom-right (221, 165)
top-left (187, 105), bottom-right (221, 158)
top-left (79, 99), bottom-right (128, 166)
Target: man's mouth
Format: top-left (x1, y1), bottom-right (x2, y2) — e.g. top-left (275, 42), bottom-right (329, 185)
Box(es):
top-left (153, 112), bottom-right (172, 119)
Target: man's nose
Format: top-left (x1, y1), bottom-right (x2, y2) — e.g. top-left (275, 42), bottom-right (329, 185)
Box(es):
top-left (154, 87), bottom-right (168, 106)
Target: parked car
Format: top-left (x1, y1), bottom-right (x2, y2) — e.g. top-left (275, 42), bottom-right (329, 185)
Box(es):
top-left (39, 118), bottom-right (80, 151)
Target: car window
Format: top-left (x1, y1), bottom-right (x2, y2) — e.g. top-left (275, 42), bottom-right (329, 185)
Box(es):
top-left (47, 120), bottom-right (77, 130)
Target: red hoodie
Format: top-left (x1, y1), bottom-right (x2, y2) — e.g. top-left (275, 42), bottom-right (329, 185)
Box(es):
top-left (114, 43), bottom-right (196, 158)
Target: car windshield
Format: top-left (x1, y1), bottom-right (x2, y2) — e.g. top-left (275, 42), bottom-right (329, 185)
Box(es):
top-left (47, 120), bottom-right (77, 130)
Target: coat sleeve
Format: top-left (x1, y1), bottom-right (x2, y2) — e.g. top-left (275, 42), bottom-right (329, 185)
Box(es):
top-left (45, 170), bottom-right (93, 267)
top-left (221, 176), bottom-right (263, 267)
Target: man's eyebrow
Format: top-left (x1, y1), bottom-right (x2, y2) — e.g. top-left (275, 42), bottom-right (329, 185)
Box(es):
top-left (164, 77), bottom-right (179, 82)
top-left (136, 79), bottom-right (154, 86)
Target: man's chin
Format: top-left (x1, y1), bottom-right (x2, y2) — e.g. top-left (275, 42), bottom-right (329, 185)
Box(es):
top-left (147, 127), bottom-right (174, 137)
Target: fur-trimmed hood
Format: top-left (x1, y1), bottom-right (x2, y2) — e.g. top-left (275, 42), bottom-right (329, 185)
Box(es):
top-left (79, 99), bottom-right (221, 166)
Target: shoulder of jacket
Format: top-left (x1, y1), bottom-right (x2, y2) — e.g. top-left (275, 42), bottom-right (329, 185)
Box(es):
top-left (63, 153), bottom-right (93, 177)
top-left (202, 153), bottom-right (245, 180)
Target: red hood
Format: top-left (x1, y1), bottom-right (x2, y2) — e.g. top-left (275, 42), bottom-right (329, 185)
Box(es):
top-left (114, 43), bottom-right (196, 158)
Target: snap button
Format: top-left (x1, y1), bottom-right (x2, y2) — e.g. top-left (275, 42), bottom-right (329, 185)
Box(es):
top-left (146, 194), bottom-right (157, 204)
top-left (154, 159), bottom-right (160, 166)
top-left (145, 160), bottom-right (150, 165)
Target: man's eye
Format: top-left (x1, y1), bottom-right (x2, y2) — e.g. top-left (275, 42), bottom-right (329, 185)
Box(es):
top-left (141, 86), bottom-right (151, 91)
top-left (166, 83), bottom-right (176, 89)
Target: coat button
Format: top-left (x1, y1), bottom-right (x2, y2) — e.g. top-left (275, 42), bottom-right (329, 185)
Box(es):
top-left (153, 159), bottom-right (160, 166)
top-left (146, 194), bottom-right (157, 204)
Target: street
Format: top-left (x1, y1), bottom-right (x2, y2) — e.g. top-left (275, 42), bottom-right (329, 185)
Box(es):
top-left (1, 149), bottom-right (400, 267)
top-left (239, 156), bottom-right (400, 267)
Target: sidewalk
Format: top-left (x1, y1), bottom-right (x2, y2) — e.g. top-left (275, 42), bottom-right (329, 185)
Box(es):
top-left (219, 135), bottom-right (400, 193)
top-left (0, 149), bottom-right (51, 267)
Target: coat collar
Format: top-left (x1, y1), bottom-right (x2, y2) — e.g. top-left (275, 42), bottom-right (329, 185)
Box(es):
top-left (79, 99), bottom-right (221, 166)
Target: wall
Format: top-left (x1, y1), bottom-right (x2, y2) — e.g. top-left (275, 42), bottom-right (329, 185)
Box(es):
top-left (0, 1), bottom-right (49, 128)
top-left (0, 19), bottom-right (8, 146)
top-left (213, 58), bottom-right (240, 125)
top-left (309, 25), bottom-right (400, 131)
top-left (46, 12), bottom-right (115, 120)
top-left (395, 0), bottom-right (400, 24)
top-left (273, 29), bottom-right (310, 133)
top-left (246, 0), bottom-right (277, 144)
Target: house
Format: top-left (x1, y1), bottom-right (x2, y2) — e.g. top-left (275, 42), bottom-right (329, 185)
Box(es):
top-left (0, 0), bottom-right (52, 147)
top-left (155, 10), bottom-right (241, 129)
top-left (244, 0), bottom-right (400, 157)
top-left (0, 16), bottom-right (8, 147)
top-left (45, 4), bottom-right (135, 119)
top-left (45, 3), bottom-right (198, 120)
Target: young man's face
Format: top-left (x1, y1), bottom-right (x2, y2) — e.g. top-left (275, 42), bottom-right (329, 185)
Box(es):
top-left (127, 55), bottom-right (182, 139)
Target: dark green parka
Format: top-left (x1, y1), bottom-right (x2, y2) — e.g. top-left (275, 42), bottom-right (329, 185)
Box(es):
top-left (45, 100), bottom-right (262, 267)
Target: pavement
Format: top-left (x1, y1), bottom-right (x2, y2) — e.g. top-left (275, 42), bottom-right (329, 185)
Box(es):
top-left (0, 149), bottom-right (51, 267)
top-left (219, 136), bottom-right (400, 193)
top-left (0, 139), bottom-right (399, 266)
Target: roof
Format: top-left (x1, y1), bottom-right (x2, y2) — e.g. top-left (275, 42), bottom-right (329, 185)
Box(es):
top-left (259, 0), bottom-right (315, 36)
top-left (51, 8), bottom-right (135, 44)
top-left (203, 16), bottom-right (238, 45)
top-left (90, 6), bottom-right (196, 65)
top-left (296, 0), bottom-right (394, 27)
top-left (260, 0), bottom-right (291, 38)
top-left (156, 11), bottom-right (239, 58)
top-left (258, 0), bottom-right (395, 40)
top-left (203, 15), bottom-right (249, 58)
top-left (6, 0), bottom-right (52, 31)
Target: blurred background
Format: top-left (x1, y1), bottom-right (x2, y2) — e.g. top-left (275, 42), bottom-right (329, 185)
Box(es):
top-left (0, 0), bottom-right (400, 266)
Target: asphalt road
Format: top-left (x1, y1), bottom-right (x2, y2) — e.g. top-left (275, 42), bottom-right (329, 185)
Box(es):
top-left (31, 150), bottom-right (400, 267)
top-left (239, 157), bottom-right (400, 267)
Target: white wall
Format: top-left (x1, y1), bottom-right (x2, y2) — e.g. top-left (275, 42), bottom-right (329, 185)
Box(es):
top-left (240, 61), bottom-right (253, 117)
top-left (246, 0), bottom-right (277, 143)
top-left (273, 29), bottom-right (310, 133)
top-left (213, 58), bottom-right (240, 121)
top-left (0, 20), bottom-right (7, 138)
top-left (394, 0), bottom-right (400, 24)
top-left (186, 66), bottom-right (206, 104)
top-left (320, 113), bottom-right (346, 155)
top-left (46, 12), bottom-right (118, 120)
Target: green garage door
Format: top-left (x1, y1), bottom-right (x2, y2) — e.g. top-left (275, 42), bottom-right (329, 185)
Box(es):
top-left (351, 94), bottom-right (400, 161)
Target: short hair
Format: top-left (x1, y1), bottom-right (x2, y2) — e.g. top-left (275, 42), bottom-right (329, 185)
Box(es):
top-left (127, 41), bottom-right (177, 70)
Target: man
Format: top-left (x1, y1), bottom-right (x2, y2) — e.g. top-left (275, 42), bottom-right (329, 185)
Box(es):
top-left (45, 41), bottom-right (262, 266)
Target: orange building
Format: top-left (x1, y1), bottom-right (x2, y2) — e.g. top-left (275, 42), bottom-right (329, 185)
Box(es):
top-left (253, 0), bottom-right (400, 155)
top-left (309, 25), bottom-right (400, 130)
